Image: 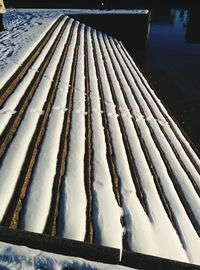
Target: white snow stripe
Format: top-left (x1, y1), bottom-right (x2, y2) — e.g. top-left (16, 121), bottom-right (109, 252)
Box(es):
top-left (88, 28), bottom-right (157, 254)
top-left (87, 27), bottom-right (123, 250)
top-left (58, 24), bottom-right (87, 241)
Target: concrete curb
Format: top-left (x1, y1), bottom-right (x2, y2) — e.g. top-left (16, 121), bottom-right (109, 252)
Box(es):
top-left (121, 250), bottom-right (200, 270)
top-left (0, 226), bottom-right (200, 269)
top-left (0, 226), bottom-right (120, 264)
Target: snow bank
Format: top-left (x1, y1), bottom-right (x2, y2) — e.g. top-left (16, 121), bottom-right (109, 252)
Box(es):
top-left (0, 241), bottom-right (136, 270)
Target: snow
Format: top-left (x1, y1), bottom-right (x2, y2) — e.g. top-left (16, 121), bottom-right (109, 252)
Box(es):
top-left (0, 9), bottom-right (68, 88)
top-left (0, 241), bottom-right (136, 270)
top-left (1, 8), bottom-right (200, 267)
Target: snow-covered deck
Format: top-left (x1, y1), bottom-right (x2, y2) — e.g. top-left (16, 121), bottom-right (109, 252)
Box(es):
top-left (0, 12), bottom-right (200, 266)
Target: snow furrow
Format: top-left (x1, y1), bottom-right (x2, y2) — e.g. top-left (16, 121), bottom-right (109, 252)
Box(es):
top-left (98, 34), bottom-right (152, 218)
top-left (105, 34), bottom-right (199, 260)
top-left (44, 22), bottom-right (80, 236)
top-left (0, 18), bottom-right (72, 223)
top-left (96, 30), bottom-right (150, 215)
top-left (57, 24), bottom-right (87, 241)
top-left (90, 32), bottom-right (122, 208)
top-left (87, 27), bottom-right (123, 250)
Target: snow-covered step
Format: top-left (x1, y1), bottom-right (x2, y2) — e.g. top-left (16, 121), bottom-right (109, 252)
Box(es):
top-left (0, 14), bottom-right (200, 265)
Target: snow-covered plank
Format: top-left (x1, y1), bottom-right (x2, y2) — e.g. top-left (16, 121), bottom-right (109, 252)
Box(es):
top-left (57, 23), bottom-right (87, 241)
top-left (86, 27), bottom-right (123, 250)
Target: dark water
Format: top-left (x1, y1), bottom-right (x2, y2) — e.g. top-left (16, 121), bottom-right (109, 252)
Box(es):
top-left (132, 8), bottom-right (200, 152)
